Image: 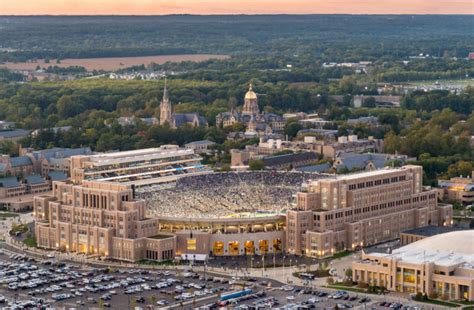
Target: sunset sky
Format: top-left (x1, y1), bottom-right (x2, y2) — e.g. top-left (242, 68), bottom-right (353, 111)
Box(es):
top-left (1, 0), bottom-right (473, 15)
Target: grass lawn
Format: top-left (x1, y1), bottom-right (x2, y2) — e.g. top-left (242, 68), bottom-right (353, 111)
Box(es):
top-left (326, 285), bottom-right (368, 294)
top-left (327, 251), bottom-right (352, 260)
top-left (410, 78), bottom-right (474, 87)
top-left (138, 259), bottom-right (177, 266)
top-left (23, 234), bottom-right (37, 247)
top-left (458, 301), bottom-right (474, 305)
top-left (421, 299), bottom-right (460, 307)
top-left (0, 212), bottom-right (20, 219)
top-left (294, 269), bottom-right (330, 278)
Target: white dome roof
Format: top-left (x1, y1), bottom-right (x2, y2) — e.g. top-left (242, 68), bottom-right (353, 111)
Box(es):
top-left (397, 230), bottom-right (474, 255)
top-left (386, 230), bottom-right (474, 266)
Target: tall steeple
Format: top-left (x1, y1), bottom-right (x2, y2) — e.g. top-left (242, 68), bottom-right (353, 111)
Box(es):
top-left (163, 78), bottom-right (169, 102)
top-left (160, 78), bottom-right (173, 125)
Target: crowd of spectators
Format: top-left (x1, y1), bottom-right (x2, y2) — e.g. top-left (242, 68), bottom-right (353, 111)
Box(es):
top-left (139, 171), bottom-right (327, 218)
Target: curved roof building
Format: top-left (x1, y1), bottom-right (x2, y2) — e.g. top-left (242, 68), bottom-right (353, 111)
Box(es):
top-left (353, 230), bottom-right (474, 301)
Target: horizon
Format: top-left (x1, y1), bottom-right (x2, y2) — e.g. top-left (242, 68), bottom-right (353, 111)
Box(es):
top-left (2, 0), bottom-right (473, 15)
top-left (2, 13), bottom-right (474, 16)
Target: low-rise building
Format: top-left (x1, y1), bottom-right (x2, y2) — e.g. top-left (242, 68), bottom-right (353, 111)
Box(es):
top-left (322, 136), bottom-right (384, 159)
top-left (333, 152), bottom-right (413, 173)
top-left (352, 230), bottom-right (474, 300)
top-left (0, 147), bottom-right (92, 178)
top-left (437, 172), bottom-right (474, 205)
top-left (352, 96), bottom-right (401, 108)
top-left (0, 174), bottom-right (50, 211)
top-left (184, 140), bottom-right (216, 153)
top-left (31, 126), bottom-right (73, 137)
top-left (400, 225), bottom-right (467, 246)
top-left (0, 121), bottom-right (15, 130)
top-left (347, 116), bottom-right (379, 126)
top-left (0, 129), bottom-right (30, 141)
top-left (0, 155), bottom-right (34, 177)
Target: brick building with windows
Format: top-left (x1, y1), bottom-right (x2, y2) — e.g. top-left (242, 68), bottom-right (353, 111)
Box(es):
top-left (286, 165), bottom-right (452, 257)
top-left (34, 180), bottom-right (176, 262)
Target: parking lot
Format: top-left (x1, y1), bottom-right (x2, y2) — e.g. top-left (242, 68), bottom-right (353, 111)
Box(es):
top-left (0, 247), bottom-right (446, 310)
top-left (0, 248), bottom-right (233, 309)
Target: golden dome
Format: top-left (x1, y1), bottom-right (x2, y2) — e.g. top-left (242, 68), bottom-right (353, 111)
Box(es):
top-left (244, 83), bottom-right (257, 100)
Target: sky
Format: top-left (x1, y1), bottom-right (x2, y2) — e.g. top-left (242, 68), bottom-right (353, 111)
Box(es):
top-left (1, 0), bottom-right (473, 15)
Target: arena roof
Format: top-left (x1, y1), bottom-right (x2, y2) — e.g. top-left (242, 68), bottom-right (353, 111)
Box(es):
top-left (368, 230), bottom-right (474, 267)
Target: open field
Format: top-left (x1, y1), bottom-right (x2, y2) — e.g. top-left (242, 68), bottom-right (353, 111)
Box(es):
top-left (0, 54), bottom-right (230, 71)
top-left (409, 78), bottom-right (474, 87)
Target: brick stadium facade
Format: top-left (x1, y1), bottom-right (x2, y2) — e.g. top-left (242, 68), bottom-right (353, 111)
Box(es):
top-left (33, 165), bottom-right (452, 262)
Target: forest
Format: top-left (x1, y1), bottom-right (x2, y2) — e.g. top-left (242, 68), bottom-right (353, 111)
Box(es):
top-left (0, 15), bottom-right (473, 185)
top-left (1, 15), bottom-right (473, 62)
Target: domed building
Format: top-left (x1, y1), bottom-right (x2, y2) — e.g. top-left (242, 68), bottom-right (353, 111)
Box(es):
top-left (352, 230), bottom-right (474, 300)
top-left (242, 84), bottom-right (259, 116)
top-left (216, 83), bottom-right (285, 136)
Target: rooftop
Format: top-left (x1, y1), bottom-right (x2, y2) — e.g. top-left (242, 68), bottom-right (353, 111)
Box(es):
top-left (331, 166), bottom-right (407, 181)
top-left (367, 230), bottom-right (474, 266)
top-left (185, 140), bottom-right (216, 146)
top-left (84, 147), bottom-right (194, 166)
top-left (10, 156), bottom-right (33, 167)
top-left (402, 225), bottom-right (466, 237)
top-left (0, 129), bottom-right (30, 139)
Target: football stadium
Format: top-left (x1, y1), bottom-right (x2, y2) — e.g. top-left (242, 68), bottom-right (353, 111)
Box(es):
top-left (137, 171), bottom-right (328, 257)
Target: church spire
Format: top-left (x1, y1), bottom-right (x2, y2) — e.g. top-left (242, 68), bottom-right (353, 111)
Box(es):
top-left (160, 78), bottom-right (173, 126)
top-left (163, 78), bottom-right (169, 102)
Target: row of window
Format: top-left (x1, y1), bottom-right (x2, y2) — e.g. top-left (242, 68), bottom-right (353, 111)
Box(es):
top-left (348, 175), bottom-right (408, 191)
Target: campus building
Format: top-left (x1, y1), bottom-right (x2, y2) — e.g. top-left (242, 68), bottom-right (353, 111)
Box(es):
top-left (437, 172), bottom-right (474, 205)
top-left (34, 164), bottom-right (452, 263)
top-left (34, 179), bottom-right (285, 261)
top-left (34, 180), bottom-right (175, 262)
top-left (69, 145), bottom-right (211, 187)
top-left (216, 84), bottom-right (285, 136)
top-left (352, 230), bottom-right (474, 301)
top-left (286, 165), bottom-right (453, 257)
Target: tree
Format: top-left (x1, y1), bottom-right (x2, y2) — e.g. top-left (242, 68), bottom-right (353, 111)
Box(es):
top-left (345, 268), bottom-right (353, 280)
top-left (249, 159), bottom-right (265, 171)
top-left (383, 131), bottom-right (402, 154)
top-left (284, 120), bottom-right (302, 139)
top-left (362, 97), bottom-right (376, 108)
top-left (447, 161), bottom-right (473, 178)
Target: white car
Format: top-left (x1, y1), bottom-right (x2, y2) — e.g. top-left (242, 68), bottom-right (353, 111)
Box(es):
top-left (286, 296), bottom-right (295, 301)
top-left (308, 297), bottom-right (319, 304)
top-left (282, 285), bottom-right (294, 292)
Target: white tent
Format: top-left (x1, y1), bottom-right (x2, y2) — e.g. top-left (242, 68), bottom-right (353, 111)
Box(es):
top-left (180, 253), bottom-right (208, 262)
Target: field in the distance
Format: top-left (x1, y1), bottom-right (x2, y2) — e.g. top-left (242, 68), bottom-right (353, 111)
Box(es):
top-left (1, 54), bottom-right (230, 71)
